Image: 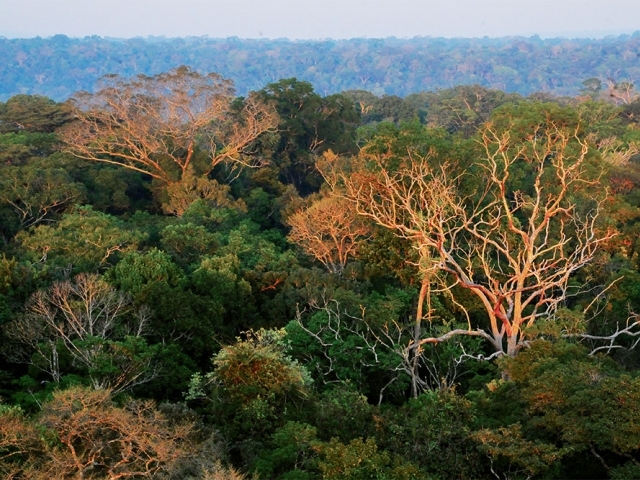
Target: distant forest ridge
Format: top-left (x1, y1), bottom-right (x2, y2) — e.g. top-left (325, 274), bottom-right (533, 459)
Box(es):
top-left (2, 33), bottom-right (640, 101)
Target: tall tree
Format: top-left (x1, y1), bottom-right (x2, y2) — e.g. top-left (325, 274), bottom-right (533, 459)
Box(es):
top-left (0, 386), bottom-right (196, 479)
top-left (319, 104), bottom-right (613, 357)
top-left (259, 78), bottom-right (359, 193)
top-left (0, 165), bottom-right (85, 229)
top-left (60, 67), bottom-right (278, 187)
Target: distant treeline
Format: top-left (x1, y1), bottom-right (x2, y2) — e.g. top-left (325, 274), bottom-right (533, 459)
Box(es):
top-left (1, 33), bottom-right (640, 100)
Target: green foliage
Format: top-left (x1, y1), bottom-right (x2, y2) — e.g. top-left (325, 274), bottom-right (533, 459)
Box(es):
top-left (9, 373), bottom-right (82, 412)
top-left (472, 340), bottom-right (640, 478)
top-left (71, 163), bottom-right (151, 214)
top-left (0, 254), bottom-right (35, 326)
top-left (0, 131), bottom-right (61, 163)
top-left (410, 85), bottom-right (521, 136)
top-left (611, 462), bottom-right (640, 480)
top-left (18, 206), bottom-right (146, 274)
top-left (286, 284), bottom-right (474, 399)
top-left (109, 248), bottom-right (184, 295)
top-left (256, 421), bottom-right (424, 480)
top-left (162, 168), bottom-right (248, 217)
top-left (379, 390), bottom-right (482, 479)
top-left (358, 227), bottom-right (419, 287)
top-left (254, 421), bottom-right (319, 479)
top-left (0, 163), bottom-right (86, 231)
top-left (209, 221), bottom-right (298, 330)
top-left (209, 329), bottom-right (311, 404)
top-left (188, 329), bottom-right (312, 465)
top-left (78, 335), bottom-right (159, 388)
top-left (316, 437), bottom-right (422, 480)
top-left (259, 78), bottom-right (359, 193)
top-left (191, 254), bottom-right (251, 308)
top-left (311, 384), bottom-right (375, 443)
top-left (109, 249), bottom-right (222, 361)
top-left (522, 307), bottom-right (587, 339)
top-left (243, 186), bottom-right (284, 230)
top-left (473, 424), bottom-right (569, 479)
top-left (134, 343), bottom-right (198, 402)
top-left (0, 94), bottom-right (71, 132)
top-left (3, 62), bottom-right (640, 480)
top-left (160, 223), bottom-right (220, 266)
top-left (285, 308), bottom-right (396, 394)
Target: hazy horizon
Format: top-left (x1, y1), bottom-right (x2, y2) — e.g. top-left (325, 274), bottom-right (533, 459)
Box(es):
top-left (2, 0), bottom-right (639, 41)
top-left (1, 30), bottom-right (638, 41)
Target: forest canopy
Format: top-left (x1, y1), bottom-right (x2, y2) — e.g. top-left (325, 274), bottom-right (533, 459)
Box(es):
top-left (2, 34), bottom-right (640, 100)
top-left (2, 65), bottom-right (640, 479)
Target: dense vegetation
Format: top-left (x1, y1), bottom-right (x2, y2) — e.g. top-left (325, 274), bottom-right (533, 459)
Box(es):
top-left (2, 68), bottom-right (640, 478)
top-left (3, 33), bottom-right (640, 101)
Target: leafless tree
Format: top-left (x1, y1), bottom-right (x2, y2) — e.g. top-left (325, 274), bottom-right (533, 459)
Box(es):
top-left (4, 273), bottom-right (155, 393)
top-left (295, 296), bottom-right (474, 401)
top-left (605, 78), bottom-right (638, 105)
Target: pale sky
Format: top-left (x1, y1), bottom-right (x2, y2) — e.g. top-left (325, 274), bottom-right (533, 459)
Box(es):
top-left (1, 0), bottom-right (639, 39)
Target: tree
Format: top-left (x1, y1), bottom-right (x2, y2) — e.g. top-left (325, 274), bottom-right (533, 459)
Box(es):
top-left (0, 403), bottom-right (44, 477)
top-left (379, 390), bottom-right (482, 479)
top-left (319, 104), bottom-right (613, 357)
top-left (4, 273), bottom-right (155, 393)
top-left (0, 94), bottom-right (72, 133)
top-left (472, 340), bottom-right (640, 478)
top-left (187, 328), bottom-right (311, 454)
top-left (0, 165), bottom-right (85, 229)
top-left (17, 206), bottom-right (145, 272)
top-left (315, 437), bottom-right (419, 480)
top-left (580, 77), bottom-right (603, 100)
top-left (606, 79), bottom-right (638, 105)
top-left (286, 194), bottom-right (370, 275)
top-left (258, 78), bottom-right (359, 193)
top-left (41, 387), bottom-right (192, 479)
top-left (0, 387), bottom-right (195, 479)
top-left (60, 67), bottom-right (278, 187)
top-left (413, 85), bottom-right (521, 136)
top-left (161, 166), bottom-right (248, 217)
top-left (291, 294), bottom-right (471, 401)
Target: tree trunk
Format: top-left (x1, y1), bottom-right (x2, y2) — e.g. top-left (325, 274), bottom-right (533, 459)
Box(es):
top-left (411, 278), bottom-right (430, 398)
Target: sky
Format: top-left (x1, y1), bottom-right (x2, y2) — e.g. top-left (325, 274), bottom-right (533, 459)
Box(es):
top-left (1, 0), bottom-right (639, 40)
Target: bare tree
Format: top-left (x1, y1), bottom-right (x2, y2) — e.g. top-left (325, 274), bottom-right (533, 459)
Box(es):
top-left (319, 110), bottom-right (615, 358)
top-left (286, 194), bottom-right (371, 274)
top-left (0, 388), bottom-right (244, 480)
top-left (4, 273), bottom-right (155, 393)
top-left (295, 299), bottom-right (470, 401)
top-left (605, 78), bottom-right (638, 105)
top-left (60, 66), bottom-right (278, 187)
top-left (40, 387), bottom-right (192, 479)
